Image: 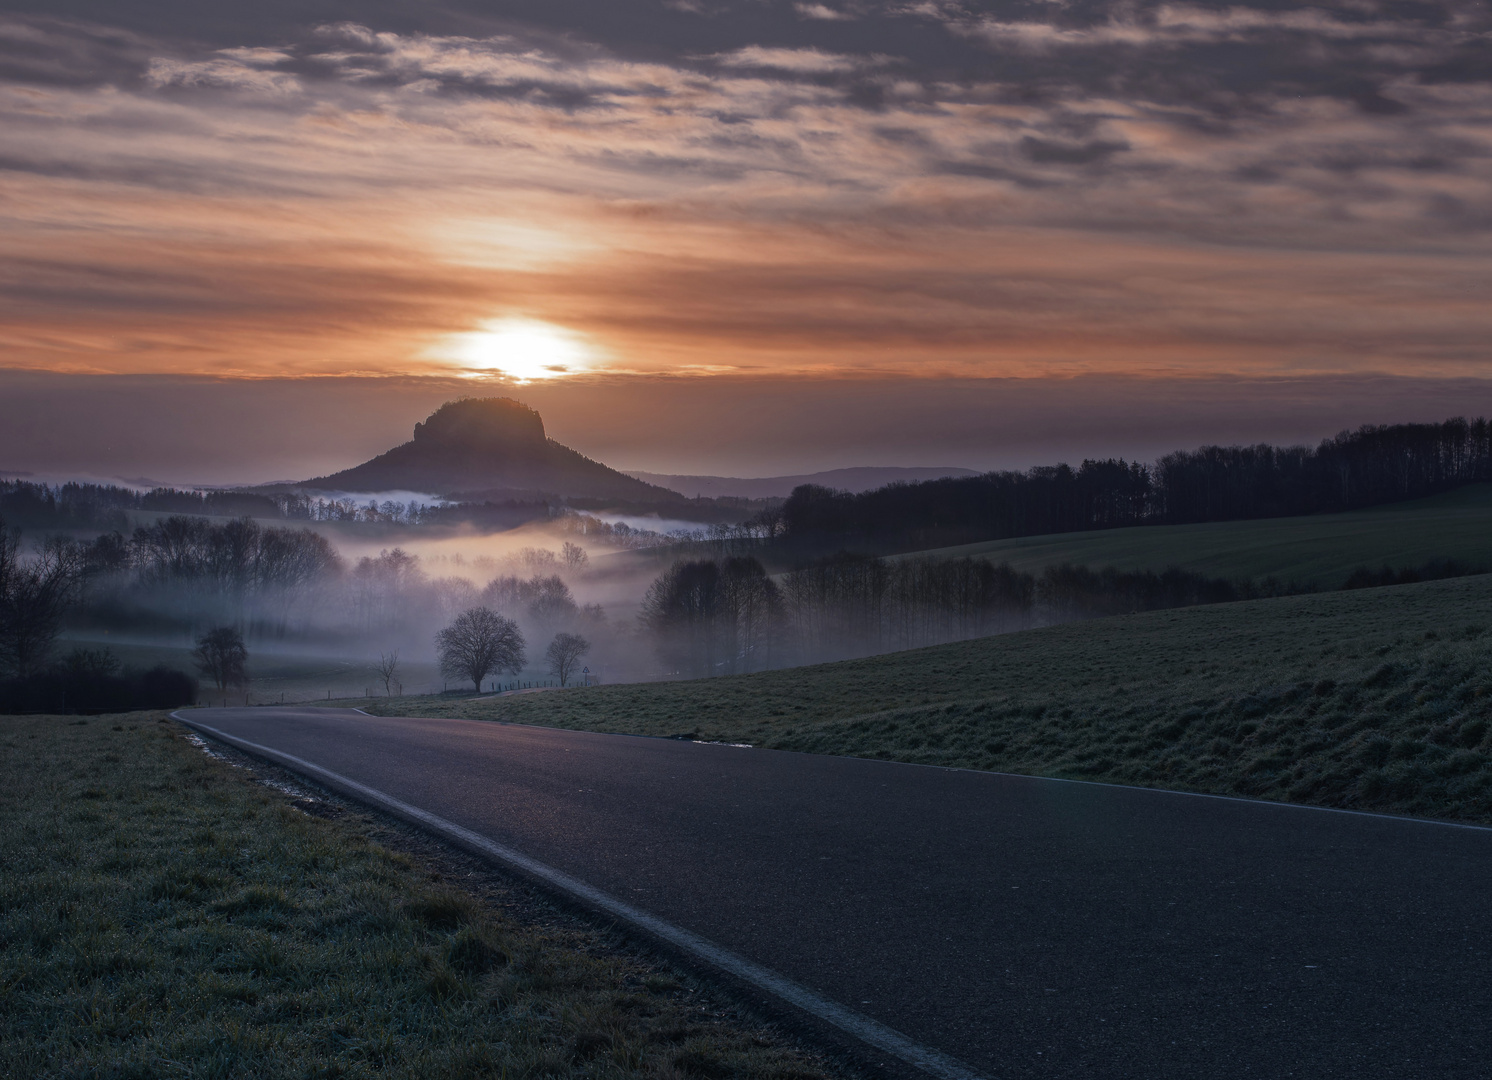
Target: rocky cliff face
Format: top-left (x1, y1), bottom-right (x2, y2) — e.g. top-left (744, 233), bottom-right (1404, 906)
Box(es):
top-left (411, 398), bottom-right (547, 453)
top-left (303, 398), bottom-right (676, 501)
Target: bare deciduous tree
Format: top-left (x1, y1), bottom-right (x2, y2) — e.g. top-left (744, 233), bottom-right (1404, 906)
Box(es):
top-left (258, 527), bottom-right (341, 634)
top-left (191, 626), bottom-right (248, 691)
top-left (436, 607), bottom-right (524, 692)
top-left (375, 650), bottom-right (400, 696)
top-left (561, 541), bottom-right (589, 572)
top-left (526, 575), bottom-right (578, 631)
top-left (0, 524), bottom-right (88, 678)
top-left (545, 632), bottom-right (590, 687)
top-left (640, 559), bottom-right (722, 678)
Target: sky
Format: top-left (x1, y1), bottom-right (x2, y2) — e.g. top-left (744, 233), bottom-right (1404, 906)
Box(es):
top-left (1, 0), bottom-right (1491, 481)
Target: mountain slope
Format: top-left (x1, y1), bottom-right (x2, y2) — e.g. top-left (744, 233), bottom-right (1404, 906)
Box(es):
top-left (303, 398), bottom-right (679, 502)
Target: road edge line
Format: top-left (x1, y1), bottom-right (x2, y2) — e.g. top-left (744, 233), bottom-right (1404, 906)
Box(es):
top-left (171, 713), bottom-right (990, 1080)
top-left (352, 706), bottom-right (1492, 833)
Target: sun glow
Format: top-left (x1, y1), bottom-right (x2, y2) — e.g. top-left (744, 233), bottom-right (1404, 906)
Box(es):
top-left (433, 318), bottom-right (598, 381)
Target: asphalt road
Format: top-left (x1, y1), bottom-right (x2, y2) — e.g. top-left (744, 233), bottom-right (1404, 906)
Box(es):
top-left (179, 707), bottom-right (1492, 1079)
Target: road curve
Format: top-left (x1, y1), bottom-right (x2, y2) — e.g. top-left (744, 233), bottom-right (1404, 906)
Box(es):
top-left (177, 707), bottom-right (1492, 1080)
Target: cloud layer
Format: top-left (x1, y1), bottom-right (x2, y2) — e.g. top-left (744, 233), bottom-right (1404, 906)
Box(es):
top-left (0, 0), bottom-right (1489, 387)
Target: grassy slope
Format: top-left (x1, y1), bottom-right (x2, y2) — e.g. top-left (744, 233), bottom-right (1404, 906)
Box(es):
top-left (373, 575), bottom-right (1492, 823)
top-left (888, 483), bottom-right (1492, 588)
top-left (0, 714), bottom-right (833, 1080)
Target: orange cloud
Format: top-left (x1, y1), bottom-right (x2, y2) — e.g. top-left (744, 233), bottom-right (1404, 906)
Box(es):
top-left (0, 13), bottom-right (1489, 387)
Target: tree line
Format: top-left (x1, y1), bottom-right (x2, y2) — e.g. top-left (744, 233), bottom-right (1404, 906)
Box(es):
top-left (771, 417), bottom-right (1492, 548)
top-left (0, 478), bottom-right (725, 550)
top-left (125, 516), bottom-right (341, 634)
top-left (0, 479), bottom-right (553, 533)
top-left (637, 550), bottom-right (1462, 677)
top-left (641, 552), bottom-right (1050, 676)
top-left (0, 518), bottom-right (199, 712)
top-left (1, 508), bottom-right (614, 708)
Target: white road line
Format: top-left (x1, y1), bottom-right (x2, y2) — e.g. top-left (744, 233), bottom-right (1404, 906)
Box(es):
top-left (1020, 770), bottom-right (1492, 831)
top-left (172, 713), bottom-right (990, 1080)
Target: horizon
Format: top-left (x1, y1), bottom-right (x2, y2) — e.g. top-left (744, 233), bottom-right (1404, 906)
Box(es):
top-left (2, 0), bottom-right (1490, 479)
top-left (4, 370), bottom-right (1492, 486)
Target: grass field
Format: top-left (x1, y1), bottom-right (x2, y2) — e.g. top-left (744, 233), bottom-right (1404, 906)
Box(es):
top-left (0, 714), bottom-right (835, 1080)
top-left (371, 574), bottom-right (1492, 823)
top-left (891, 483), bottom-right (1492, 588)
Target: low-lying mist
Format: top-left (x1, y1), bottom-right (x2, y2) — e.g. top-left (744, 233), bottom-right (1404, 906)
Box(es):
top-left (13, 493), bottom-right (1468, 709)
top-left (38, 513), bottom-right (672, 699)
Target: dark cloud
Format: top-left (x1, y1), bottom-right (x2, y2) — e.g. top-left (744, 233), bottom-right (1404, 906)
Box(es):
top-left (1019, 135), bottom-right (1128, 164)
top-left (0, 16), bottom-right (154, 87)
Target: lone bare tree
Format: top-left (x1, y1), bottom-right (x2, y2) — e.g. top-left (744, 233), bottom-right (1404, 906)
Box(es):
top-left (436, 607), bottom-right (524, 692)
top-left (545, 632), bottom-right (590, 687)
top-left (191, 626), bottom-right (248, 691)
top-left (375, 650), bottom-right (401, 696)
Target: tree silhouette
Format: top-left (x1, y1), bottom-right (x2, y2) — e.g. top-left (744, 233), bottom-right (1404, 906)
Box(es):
top-left (0, 524), bottom-right (88, 678)
top-left (375, 650), bottom-right (400, 696)
top-left (545, 632), bottom-right (590, 687)
top-left (436, 607), bottom-right (524, 692)
top-left (561, 541), bottom-right (589, 572)
top-left (191, 626), bottom-right (248, 691)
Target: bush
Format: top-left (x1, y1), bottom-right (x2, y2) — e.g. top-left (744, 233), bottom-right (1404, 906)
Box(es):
top-left (1341, 558), bottom-right (1485, 590)
top-left (0, 654), bottom-right (197, 714)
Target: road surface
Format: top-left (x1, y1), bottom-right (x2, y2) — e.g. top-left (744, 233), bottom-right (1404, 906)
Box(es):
top-left (177, 707), bottom-right (1492, 1079)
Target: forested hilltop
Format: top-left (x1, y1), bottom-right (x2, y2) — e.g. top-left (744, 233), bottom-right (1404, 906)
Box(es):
top-left (772, 417), bottom-right (1492, 550)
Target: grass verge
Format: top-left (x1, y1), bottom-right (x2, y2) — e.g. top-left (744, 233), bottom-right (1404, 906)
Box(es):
top-left (881, 482), bottom-right (1492, 588)
top-left (0, 712), bottom-right (837, 1080)
top-left (372, 575), bottom-right (1492, 823)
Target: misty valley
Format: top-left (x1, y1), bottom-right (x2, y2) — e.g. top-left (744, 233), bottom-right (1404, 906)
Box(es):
top-left (7, 0), bottom-right (1492, 1072)
top-left (6, 401), bottom-right (1492, 1080)
top-left (3, 399), bottom-right (1492, 715)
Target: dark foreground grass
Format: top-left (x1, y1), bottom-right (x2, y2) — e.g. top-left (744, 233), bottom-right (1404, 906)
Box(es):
top-left (375, 575), bottom-right (1492, 823)
top-left (0, 714), bottom-right (835, 1080)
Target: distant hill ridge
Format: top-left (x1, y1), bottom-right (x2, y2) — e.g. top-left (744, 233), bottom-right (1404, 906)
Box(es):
top-left (303, 398), bottom-right (679, 502)
top-left (626, 466), bottom-right (980, 500)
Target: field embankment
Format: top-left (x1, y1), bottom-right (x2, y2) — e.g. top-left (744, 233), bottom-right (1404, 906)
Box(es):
top-left (894, 483), bottom-right (1492, 589)
top-left (374, 575), bottom-right (1492, 823)
top-left (0, 713), bottom-right (833, 1080)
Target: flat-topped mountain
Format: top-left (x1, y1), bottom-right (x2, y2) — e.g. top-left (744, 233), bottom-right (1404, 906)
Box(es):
top-left (303, 398), bottom-right (677, 501)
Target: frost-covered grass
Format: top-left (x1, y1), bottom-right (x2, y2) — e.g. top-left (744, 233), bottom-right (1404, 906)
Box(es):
top-left (0, 714), bottom-right (834, 1080)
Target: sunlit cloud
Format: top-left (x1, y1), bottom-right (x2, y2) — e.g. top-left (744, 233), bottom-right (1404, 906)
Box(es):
top-left (144, 57), bottom-right (303, 94)
top-left (711, 46), bottom-right (875, 72)
top-left (795, 4), bottom-right (857, 21)
top-left (427, 318), bottom-right (603, 382)
top-left (0, 5), bottom-right (1488, 385)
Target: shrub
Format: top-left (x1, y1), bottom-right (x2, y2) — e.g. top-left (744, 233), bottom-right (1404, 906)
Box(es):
top-left (0, 651), bottom-right (197, 714)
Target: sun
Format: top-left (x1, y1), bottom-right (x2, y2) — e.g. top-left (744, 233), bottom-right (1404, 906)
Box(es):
top-left (433, 318), bottom-right (598, 381)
